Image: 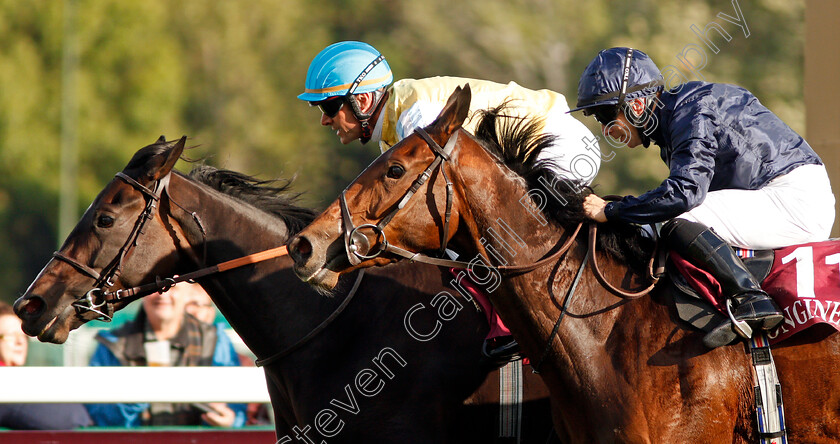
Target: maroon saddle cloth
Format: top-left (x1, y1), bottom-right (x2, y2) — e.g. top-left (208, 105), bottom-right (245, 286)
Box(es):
top-left (670, 239), bottom-right (840, 344)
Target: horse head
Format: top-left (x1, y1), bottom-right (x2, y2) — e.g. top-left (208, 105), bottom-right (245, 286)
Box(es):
top-left (14, 136), bottom-right (188, 343)
top-left (289, 85), bottom-right (476, 290)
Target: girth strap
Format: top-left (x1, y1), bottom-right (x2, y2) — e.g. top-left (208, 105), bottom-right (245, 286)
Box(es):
top-left (749, 335), bottom-right (788, 443)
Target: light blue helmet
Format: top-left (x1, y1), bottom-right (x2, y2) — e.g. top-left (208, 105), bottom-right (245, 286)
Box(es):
top-left (298, 41), bottom-right (393, 102)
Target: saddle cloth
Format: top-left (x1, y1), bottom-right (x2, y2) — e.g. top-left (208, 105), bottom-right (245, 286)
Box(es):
top-left (671, 239), bottom-right (840, 344)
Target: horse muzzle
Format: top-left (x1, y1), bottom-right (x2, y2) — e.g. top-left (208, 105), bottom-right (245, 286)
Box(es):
top-left (13, 295), bottom-right (46, 327)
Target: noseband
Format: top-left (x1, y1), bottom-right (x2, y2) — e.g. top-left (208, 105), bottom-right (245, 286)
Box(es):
top-left (340, 127), bottom-right (464, 267)
top-left (50, 172), bottom-right (171, 321)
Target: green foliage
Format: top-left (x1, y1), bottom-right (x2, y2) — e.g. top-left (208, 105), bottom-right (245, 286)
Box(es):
top-left (0, 0), bottom-right (805, 303)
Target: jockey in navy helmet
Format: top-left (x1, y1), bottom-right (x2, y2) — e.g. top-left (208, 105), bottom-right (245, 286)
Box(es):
top-left (572, 47), bottom-right (835, 348)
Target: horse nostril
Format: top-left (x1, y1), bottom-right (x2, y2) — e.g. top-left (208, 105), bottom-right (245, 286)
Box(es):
top-left (14, 296), bottom-right (46, 320)
top-left (290, 235), bottom-right (312, 263)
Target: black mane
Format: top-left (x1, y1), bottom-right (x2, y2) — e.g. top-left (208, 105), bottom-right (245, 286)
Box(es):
top-left (187, 165), bottom-right (317, 235)
top-left (472, 105), bottom-right (653, 270)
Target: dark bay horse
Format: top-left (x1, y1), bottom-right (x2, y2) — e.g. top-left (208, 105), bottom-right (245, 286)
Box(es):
top-left (288, 85), bottom-right (840, 443)
top-left (13, 137), bottom-right (555, 443)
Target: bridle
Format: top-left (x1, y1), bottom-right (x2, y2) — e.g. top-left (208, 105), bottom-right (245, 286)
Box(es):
top-left (339, 126), bottom-right (584, 272)
top-left (52, 172), bottom-right (175, 321)
top-left (50, 169), bottom-right (365, 366)
top-left (340, 127), bottom-right (464, 268)
top-left (336, 125), bottom-right (664, 372)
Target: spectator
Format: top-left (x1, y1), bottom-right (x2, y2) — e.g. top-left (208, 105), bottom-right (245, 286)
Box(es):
top-left (85, 284), bottom-right (246, 428)
top-left (182, 284), bottom-right (273, 425)
top-left (183, 283), bottom-right (218, 325)
top-left (0, 302), bottom-right (92, 430)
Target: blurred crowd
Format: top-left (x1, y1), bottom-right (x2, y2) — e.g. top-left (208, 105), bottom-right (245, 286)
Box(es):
top-left (0, 283), bottom-right (270, 430)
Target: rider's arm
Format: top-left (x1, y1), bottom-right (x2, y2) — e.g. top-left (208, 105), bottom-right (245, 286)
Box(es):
top-left (605, 102), bottom-right (717, 224)
top-left (395, 101), bottom-right (445, 141)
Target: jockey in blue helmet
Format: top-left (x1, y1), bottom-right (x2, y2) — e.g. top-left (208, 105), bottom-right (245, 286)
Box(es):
top-left (570, 47), bottom-right (664, 149)
top-left (298, 41), bottom-right (393, 145)
top-left (572, 47), bottom-right (835, 348)
top-left (301, 41), bottom-right (604, 363)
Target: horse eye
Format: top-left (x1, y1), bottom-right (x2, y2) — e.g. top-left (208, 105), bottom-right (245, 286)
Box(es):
top-left (387, 165), bottom-right (405, 179)
top-left (97, 215), bottom-right (115, 228)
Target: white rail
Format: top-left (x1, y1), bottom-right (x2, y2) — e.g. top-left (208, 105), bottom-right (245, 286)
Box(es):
top-left (0, 367), bottom-right (271, 403)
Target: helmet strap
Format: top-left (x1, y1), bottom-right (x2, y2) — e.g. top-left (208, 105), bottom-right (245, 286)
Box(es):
top-left (347, 89), bottom-right (387, 144)
top-left (359, 120), bottom-right (373, 145)
top-left (343, 53), bottom-right (388, 145)
top-left (615, 47), bottom-right (635, 116)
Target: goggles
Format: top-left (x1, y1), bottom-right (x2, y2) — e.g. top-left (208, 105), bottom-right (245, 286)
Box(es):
top-left (315, 97), bottom-right (345, 118)
top-left (586, 105), bottom-right (621, 126)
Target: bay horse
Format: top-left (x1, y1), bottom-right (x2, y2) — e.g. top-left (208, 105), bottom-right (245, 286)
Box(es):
top-left (288, 85), bottom-right (840, 443)
top-left (13, 136), bottom-right (555, 443)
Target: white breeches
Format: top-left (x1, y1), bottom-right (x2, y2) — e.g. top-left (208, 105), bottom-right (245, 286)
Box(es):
top-left (677, 164), bottom-right (836, 249)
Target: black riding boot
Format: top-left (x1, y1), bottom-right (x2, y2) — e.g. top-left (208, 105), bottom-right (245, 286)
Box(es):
top-left (662, 219), bottom-right (783, 348)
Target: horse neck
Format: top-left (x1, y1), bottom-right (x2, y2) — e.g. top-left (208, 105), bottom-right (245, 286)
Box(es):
top-left (165, 174), bottom-right (340, 360)
top-left (450, 147), bottom-right (572, 270)
top-left (451, 149), bottom-right (642, 405)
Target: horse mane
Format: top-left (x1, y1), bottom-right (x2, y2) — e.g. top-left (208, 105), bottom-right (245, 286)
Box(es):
top-left (472, 104), bottom-right (653, 270)
top-left (187, 165), bottom-right (317, 235)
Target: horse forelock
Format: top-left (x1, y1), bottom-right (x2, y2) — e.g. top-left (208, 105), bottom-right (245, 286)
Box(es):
top-left (186, 164), bottom-right (317, 235)
top-left (472, 105), bottom-right (653, 270)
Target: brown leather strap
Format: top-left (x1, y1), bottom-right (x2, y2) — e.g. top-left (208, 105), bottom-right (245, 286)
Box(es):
top-left (255, 269), bottom-right (366, 367)
top-left (496, 223), bottom-right (583, 274)
top-left (53, 252), bottom-right (101, 280)
top-left (107, 246), bottom-right (289, 303)
top-left (587, 224), bottom-right (658, 299)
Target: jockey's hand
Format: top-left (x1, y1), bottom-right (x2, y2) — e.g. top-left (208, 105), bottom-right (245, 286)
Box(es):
top-left (583, 194), bottom-right (608, 223)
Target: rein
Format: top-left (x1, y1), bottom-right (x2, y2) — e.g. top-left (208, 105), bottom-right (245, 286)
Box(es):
top-left (588, 224), bottom-right (660, 299)
top-left (54, 170), bottom-right (368, 365)
top-left (105, 245), bottom-right (292, 307)
top-left (336, 126), bottom-right (663, 371)
top-left (254, 269), bottom-right (365, 367)
top-left (532, 223), bottom-right (661, 373)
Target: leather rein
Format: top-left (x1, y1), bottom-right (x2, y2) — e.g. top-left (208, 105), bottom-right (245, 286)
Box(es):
top-left (339, 127), bottom-right (661, 287)
top-left (52, 170), bottom-right (365, 366)
top-left (336, 127), bottom-right (662, 371)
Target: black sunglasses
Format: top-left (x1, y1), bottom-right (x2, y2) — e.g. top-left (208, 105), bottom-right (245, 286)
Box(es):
top-left (587, 105), bottom-right (620, 126)
top-left (315, 97), bottom-right (346, 118)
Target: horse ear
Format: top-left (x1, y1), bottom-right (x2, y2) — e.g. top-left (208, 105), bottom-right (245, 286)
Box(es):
top-left (432, 84), bottom-right (471, 136)
top-left (155, 136), bottom-right (186, 180)
top-left (156, 135), bottom-right (166, 143)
